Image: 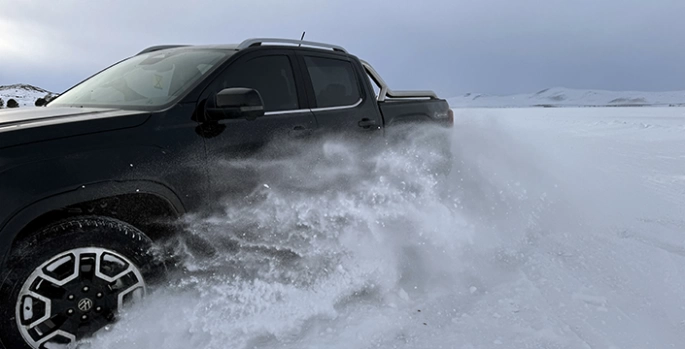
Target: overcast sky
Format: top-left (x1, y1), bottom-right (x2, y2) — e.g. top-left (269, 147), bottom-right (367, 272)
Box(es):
top-left (1, 0), bottom-right (685, 97)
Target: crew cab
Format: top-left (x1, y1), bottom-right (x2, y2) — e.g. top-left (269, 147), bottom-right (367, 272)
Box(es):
top-left (0, 38), bottom-right (452, 348)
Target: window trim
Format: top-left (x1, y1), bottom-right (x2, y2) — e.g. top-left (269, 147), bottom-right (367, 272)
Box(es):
top-left (264, 108), bottom-right (310, 116)
top-left (264, 97), bottom-right (362, 116)
top-left (310, 98), bottom-right (362, 112)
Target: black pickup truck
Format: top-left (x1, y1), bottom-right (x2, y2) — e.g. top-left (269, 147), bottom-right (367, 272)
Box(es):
top-left (0, 38), bottom-right (452, 348)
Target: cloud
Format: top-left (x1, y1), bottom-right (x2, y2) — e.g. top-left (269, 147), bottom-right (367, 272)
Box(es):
top-left (1, 0), bottom-right (684, 96)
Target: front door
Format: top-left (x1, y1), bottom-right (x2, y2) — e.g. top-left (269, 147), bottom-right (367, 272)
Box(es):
top-left (197, 49), bottom-right (317, 201)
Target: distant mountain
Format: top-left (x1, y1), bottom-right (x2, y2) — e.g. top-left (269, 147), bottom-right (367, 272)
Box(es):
top-left (0, 84), bottom-right (57, 108)
top-left (448, 87), bottom-right (685, 108)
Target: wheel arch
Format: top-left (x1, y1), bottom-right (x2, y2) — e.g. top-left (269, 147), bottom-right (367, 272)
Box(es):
top-left (0, 180), bottom-right (186, 269)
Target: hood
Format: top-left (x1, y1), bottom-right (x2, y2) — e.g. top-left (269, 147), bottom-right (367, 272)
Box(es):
top-left (0, 107), bottom-right (150, 148)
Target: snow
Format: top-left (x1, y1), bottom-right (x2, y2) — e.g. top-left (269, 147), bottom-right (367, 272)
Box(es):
top-left (449, 87), bottom-right (685, 108)
top-left (78, 106), bottom-right (685, 349)
top-left (0, 84), bottom-right (55, 108)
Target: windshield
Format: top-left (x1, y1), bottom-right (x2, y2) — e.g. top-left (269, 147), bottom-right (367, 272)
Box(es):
top-left (49, 49), bottom-right (228, 108)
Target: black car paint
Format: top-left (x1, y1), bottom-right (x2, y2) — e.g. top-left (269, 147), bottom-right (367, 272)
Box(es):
top-left (0, 45), bottom-right (451, 269)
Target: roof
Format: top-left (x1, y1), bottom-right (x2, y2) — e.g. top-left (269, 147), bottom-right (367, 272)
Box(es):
top-left (137, 38), bottom-right (347, 56)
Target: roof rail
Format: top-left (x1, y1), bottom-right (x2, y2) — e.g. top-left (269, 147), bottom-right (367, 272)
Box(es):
top-left (137, 45), bottom-right (189, 55)
top-left (237, 38), bottom-right (347, 53)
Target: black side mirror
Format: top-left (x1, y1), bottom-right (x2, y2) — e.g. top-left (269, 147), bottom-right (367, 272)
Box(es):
top-left (204, 88), bottom-right (265, 121)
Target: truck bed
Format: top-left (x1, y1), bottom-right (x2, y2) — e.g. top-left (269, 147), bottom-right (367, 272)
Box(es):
top-left (378, 98), bottom-right (452, 126)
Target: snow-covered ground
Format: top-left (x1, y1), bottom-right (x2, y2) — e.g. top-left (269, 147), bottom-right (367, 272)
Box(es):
top-left (0, 84), bottom-right (55, 107)
top-left (449, 87), bottom-right (685, 108)
top-left (82, 107), bottom-right (685, 349)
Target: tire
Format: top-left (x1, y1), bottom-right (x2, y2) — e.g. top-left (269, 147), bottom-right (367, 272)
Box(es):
top-left (0, 216), bottom-right (165, 349)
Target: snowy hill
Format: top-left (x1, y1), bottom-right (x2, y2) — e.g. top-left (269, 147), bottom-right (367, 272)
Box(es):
top-left (0, 84), bottom-right (56, 108)
top-left (448, 87), bottom-right (685, 108)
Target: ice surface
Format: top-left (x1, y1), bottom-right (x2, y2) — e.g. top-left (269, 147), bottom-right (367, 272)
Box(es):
top-left (449, 87), bottom-right (685, 108)
top-left (83, 107), bottom-right (685, 349)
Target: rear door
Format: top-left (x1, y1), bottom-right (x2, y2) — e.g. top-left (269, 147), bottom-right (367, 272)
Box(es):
top-left (297, 52), bottom-right (383, 134)
top-left (197, 49), bottom-right (317, 199)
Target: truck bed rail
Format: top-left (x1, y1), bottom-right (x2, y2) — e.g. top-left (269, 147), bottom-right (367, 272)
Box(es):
top-left (361, 60), bottom-right (438, 102)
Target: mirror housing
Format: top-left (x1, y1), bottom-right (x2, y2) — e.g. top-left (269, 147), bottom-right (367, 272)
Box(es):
top-left (204, 88), bottom-right (265, 121)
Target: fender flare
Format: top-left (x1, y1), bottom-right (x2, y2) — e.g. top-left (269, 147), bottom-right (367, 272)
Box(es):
top-left (0, 180), bottom-right (186, 267)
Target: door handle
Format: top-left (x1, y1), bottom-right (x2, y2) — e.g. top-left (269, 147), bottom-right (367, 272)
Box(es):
top-left (358, 118), bottom-right (378, 129)
top-left (290, 125), bottom-right (312, 137)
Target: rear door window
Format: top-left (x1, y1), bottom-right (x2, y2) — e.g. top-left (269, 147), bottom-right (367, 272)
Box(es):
top-left (303, 56), bottom-right (361, 108)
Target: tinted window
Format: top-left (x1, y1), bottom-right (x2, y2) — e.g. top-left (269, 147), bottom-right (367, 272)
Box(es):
top-left (214, 55), bottom-right (298, 112)
top-left (304, 56), bottom-right (361, 108)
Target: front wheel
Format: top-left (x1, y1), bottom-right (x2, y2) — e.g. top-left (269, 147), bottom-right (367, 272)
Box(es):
top-left (0, 216), bottom-right (165, 349)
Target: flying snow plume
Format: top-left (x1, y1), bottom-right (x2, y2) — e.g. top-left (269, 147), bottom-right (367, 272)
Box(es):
top-left (82, 120), bottom-right (568, 349)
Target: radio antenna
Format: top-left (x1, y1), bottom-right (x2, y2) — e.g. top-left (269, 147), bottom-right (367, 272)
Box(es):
top-left (299, 31), bottom-right (306, 46)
